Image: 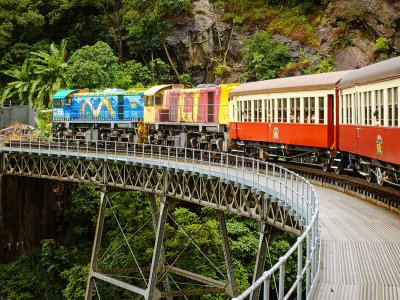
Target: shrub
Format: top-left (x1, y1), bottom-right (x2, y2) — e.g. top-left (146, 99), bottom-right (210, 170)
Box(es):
top-left (374, 37), bottom-right (390, 53)
top-left (240, 31), bottom-right (290, 81)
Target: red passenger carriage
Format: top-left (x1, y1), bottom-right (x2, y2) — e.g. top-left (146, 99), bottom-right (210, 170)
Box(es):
top-left (229, 71), bottom-right (351, 169)
top-left (336, 56), bottom-right (400, 185)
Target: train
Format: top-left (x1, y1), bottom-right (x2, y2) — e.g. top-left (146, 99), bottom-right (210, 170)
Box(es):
top-left (52, 56), bottom-right (400, 186)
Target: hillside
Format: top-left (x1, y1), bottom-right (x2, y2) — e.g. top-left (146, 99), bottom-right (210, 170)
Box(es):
top-left (0, 0), bottom-right (399, 107)
top-left (165, 0), bottom-right (400, 83)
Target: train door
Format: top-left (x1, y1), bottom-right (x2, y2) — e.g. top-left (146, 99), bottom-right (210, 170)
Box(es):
top-left (208, 91), bottom-right (214, 122)
top-left (327, 94), bottom-right (334, 148)
top-left (170, 93), bottom-right (178, 122)
top-left (64, 96), bottom-right (72, 119)
top-left (118, 95), bottom-right (124, 119)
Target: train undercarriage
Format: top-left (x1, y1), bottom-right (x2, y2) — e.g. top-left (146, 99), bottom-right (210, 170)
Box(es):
top-left (146, 123), bottom-right (228, 152)
top-left (52, 123), bottom-right (400, 187)
top-left (330, 152), bottom-right (400, 187)
top-left (52, 122), bottom-right (147, 143)
top-left (231, 140), bottom-right (400, 187)
top-left (230, 140), bottom-right (332, 170)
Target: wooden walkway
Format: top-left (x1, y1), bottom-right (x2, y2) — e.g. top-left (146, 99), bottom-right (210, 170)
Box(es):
top-left (313, 186), bottom-right (400, 299)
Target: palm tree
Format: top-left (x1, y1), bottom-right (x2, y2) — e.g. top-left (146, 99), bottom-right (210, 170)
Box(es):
top-left (2, 40), bottom-right (68, 109)
top-left (29, 40), bottom-right (69, 108)
top-left (1, 59), bottom-right (35, 106)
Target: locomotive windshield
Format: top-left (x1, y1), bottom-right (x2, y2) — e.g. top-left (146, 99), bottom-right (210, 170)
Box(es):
top-left (53, 98), bottom-right (63, 108)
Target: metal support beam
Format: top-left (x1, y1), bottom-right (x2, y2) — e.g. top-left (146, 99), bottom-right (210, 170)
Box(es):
top-left (148, 194), bottom-right (172, 300)
top-left (146, 196), bottom-right (170, 300)
top-left (85, 186), bottom-right (108, 300)
top-left (250, 222), bottom-right (268, 300)
top-left (218, 211), bottom-right (237, 297)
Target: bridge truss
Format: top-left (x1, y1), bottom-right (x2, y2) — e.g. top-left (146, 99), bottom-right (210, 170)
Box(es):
top-left (0, 139), bottom-right (320, 299)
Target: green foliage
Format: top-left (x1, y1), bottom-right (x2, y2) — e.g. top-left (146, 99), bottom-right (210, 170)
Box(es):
top-left (149, 58), bottom-right (173, 84)
top-left (65, 41), bottom-right (119, 89)
top-left (214, 64), bottom-right (231, 80)
top-left (123, 0), bottom-right (192, 54)
top-left (1, 59), bottom-right (35, 106)
top-left (65, 183), bottom-right (100, 243)
top-left (35, 109), bottom-right (52, 137)
top-left (0, 0), bottom-right (45, 53)
top-left (178, 73), bottom-right (193, 87)
top-left (342, 6), bottom-right (368, 27)
top-left (1, 40), bottom-right (68, 108)
top-left (304, 56), bottom-right (336, 74)
top-left (61, 265), bottom-right (89, 300)
top-left (374, 37), bottom-right (390, 53)
top-left (0, 253), bottom-right (40, 299)
top-left (120, 59), bottom-right (152, 87)
top-left (240, 31), bottom-right (290, 82)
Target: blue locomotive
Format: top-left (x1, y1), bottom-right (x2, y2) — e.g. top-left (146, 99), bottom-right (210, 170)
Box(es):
top-left (52, 88), bottom-right (146, 142)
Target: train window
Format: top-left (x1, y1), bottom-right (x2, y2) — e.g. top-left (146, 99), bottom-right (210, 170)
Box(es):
top-left (374, 90), bottom-right (383, 126)
top-left (263, 99), bottom-right (268, 122)
top-left (364, 92), bottom-right (370, 125)
top-left (53, 98), bottom-right (62, 108)
top-left (318, 97), bottom-right (324, 124)
top-left (388, 87), bottom-right (398, 127)
top-left (65, 97), bottom-right (71, 105)
top-left (247, 100), bottom-right (251, 122)
top-left (238, 100), bottom-right (242, 122)
top-left (279, 98), bottom-right (285, 122)
top-left (255, 99), bottom-right (262, 122)
top-left (310, 97), bottom-right (316, 123)
top-left (346, 94), bottom-right (351, 124)
top-left (146, 96), bottom-right (154, 106)
top-left (289, 98), bottom-right (295, 123)
top-left (155, 94), bottom-right (162, 106)
top-left (268, 99), bottom-right (274, 122)
top-left (243, 100), bottom-right (248, 122)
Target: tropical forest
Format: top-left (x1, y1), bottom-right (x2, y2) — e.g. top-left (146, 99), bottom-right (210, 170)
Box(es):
top-left (0, 0), bottom-right (399, 298)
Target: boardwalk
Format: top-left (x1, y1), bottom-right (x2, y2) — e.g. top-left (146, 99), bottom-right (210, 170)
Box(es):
top-left (314, 186), bottom-right (400, 299)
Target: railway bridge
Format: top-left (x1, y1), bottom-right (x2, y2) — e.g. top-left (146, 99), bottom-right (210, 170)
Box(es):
top-left (0, 138), bottom-right (319, 299)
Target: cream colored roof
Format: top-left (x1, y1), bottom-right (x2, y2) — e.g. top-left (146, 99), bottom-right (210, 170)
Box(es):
top-left (338, 56), bottom-right (400, 89)
top-left (144, 85), bottom-right (172, 96)
top-left (230, 71), bottom-right (352, 96)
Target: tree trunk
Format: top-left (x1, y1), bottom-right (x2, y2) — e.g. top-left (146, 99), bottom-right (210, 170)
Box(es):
top-left (162, 40), bottom-right (179, 78)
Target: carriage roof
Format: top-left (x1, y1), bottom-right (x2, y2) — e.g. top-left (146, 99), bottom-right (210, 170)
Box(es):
top-left (230, 70), bottom-right (352, 96)
top-left (338, 56), bottom-right (400, 89)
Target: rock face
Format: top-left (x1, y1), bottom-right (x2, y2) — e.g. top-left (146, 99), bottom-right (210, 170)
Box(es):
top-left (319, 0), bottom-right (400, 70)
top-left (165, 0), bottom-right (400, 82)
top-left (0, 175), bottom-right (64, 262)
top-left (165, 0), bottom-right (230, 83)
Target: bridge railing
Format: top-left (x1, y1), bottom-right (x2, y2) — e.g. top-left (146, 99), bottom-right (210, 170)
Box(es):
top-left (0, 137), bottom-right (319, 299)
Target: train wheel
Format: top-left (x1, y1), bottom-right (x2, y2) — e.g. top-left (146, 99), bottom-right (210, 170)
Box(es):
top-left (375, 167), bottom-right (384, 186)
top-left (334, 165), bottom-right (342, 174)
top-left (322, 159), bottom-right (330, 172)
top-left (365, 169), bottom-right (373, 183)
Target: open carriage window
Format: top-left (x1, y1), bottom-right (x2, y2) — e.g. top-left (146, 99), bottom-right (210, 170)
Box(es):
top-left (145, 96), bottom-right (154, 106)
top-left (155, 94), bottom-right (162, 105)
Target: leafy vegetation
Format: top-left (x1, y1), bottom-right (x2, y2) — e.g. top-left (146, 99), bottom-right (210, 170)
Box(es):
top-left (240, 31), bottom-right (291, 81)
top-left (0, 184), bottom-right (300, 298)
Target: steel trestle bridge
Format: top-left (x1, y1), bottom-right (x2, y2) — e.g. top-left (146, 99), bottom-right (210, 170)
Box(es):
top-left (0, 138), bottom-right (319, 299)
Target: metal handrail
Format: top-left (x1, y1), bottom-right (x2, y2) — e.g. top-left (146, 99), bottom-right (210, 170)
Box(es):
top-left (0, 137), bottom-right (319, 299)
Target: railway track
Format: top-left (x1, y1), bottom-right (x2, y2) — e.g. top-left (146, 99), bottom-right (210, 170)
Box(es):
top-left (3, 139), bottom-right (400, 212)
top-left (275, 162), bottom-right (400, 211)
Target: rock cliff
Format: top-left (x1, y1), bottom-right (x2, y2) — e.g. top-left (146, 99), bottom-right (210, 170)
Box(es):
top-left (165, 0), bottom-right (400, 83)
